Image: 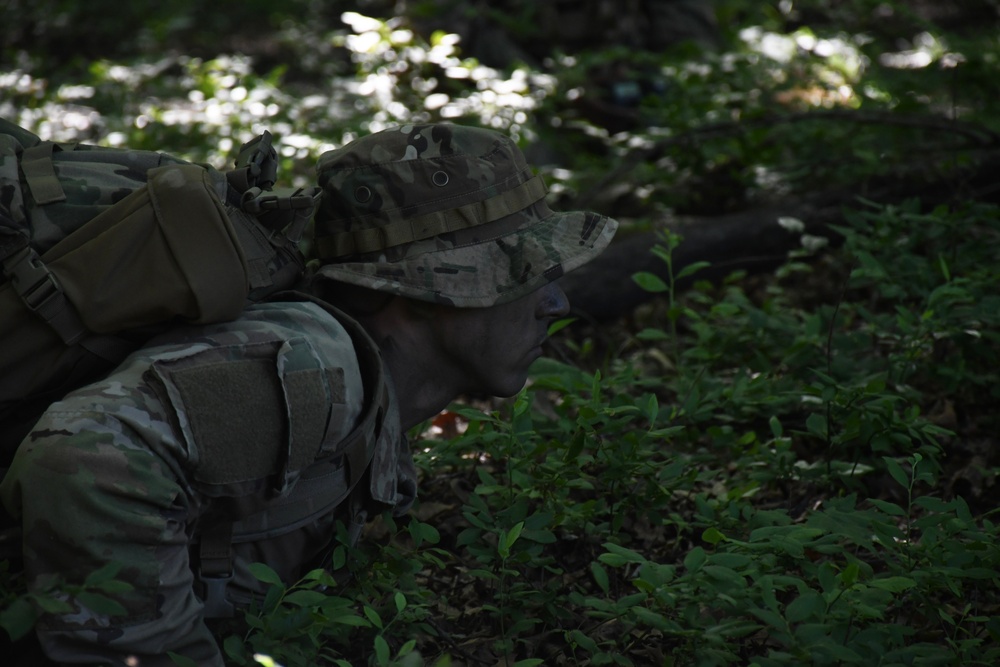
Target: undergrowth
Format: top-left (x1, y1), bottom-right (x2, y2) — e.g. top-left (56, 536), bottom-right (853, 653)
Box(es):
top-left (215, 198), bottom-right (1000, 666)
top-left (2, 2), bottom-right (999, 664)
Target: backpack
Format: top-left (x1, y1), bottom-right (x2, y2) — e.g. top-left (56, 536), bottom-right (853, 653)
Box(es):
top-left (0, 119), bottom-right (321, 459)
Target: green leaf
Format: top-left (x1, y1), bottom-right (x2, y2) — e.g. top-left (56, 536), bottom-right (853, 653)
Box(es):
top-left (283, 590), bottom-right (328, 607)
top-left (83, 561), bottom-right (124, 586)
top-left (702, 527), bottom-right (726, 545)
top-left (364, 605), bottom-right (384, 630)
top-left (32, 595), bottom-right (74, 615)
top-left (758, 575), bottom-right (779, 612)
top-left (603, 542), bottom-right (646, 564)
top-left (262, 583), bottom-right (283, 614)
top-left (547, 317), bottom-right (577, 336)
top-left (418, 521), bottom-right (441, 544)
top-left (839, 561), bottom-right (860, 588)
top-left (499, 521), bottom-right (524, 558)
top-left (0, 597), bottom-right (40, 641)
top-left (869, 576), bottom-right (916, 593)
top-left (914, 496), bottom-right (953, 513)
top-left (684, 547), bottom-right (707, 572)
top-left (632, 271), bottom-right (669, 293)
top-left (749, 607), bottom-right (787, 631)
top-left (521, 528), bottom-right (556, 544)
top-left (676, 260), bottom-right (711, 280)
top-left (591, 562), bottom-right (610, 593)
top-left (869, 498), bottom-right (908, 517)
top-left (394, 591), bottom-right (407, 613)
top-left (331, 545), bottom-right (347, 571)
top-left (330, 614), bottom-right (372, 627)
top-left (568, 628), bottom-right (599, 652)
top-left (374, 635), bottom-right (390, 665)
top-left (631, 605), bottom-right (673, 631)
top-left (168, 650), bottom-right (201, 667)
top-left (883, 457), bottom-right (911, 489)
top-left (817, 562), bottom-right (837, 594)
top-left (702, 565), bottom-right (744, 585)
top-left (643, 393), bottom-right (659, 424)
top-left (222, 634), bottom-right (248, 663)
top-left (94, 579), bottom-right (133, 594)
top-left (786, 591), bottom-right (825, 623)
top-left (248, 562), bottom-right (283, 587)
top-left (598, 553), bottom-right (629, 567)
top-left (769, 416), bottom-right (783, 439)
top-left (805, 413), bottom-right (828, 439)
top-left (76, 592), bottom-right (127, 616)
top-left (399, 639), bottom-right (417, 656)
top-left (707, 553), bottom-right (750, 569)
top-left (635, 327), bottom-right (670, 341)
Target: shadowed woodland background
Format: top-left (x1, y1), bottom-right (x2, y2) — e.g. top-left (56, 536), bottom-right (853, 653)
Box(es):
top-left (2, 1), bottom-right (1000, 665)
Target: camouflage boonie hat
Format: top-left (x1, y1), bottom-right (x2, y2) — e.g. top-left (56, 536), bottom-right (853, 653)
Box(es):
top-left (311, 123), bottom-right (618, 307)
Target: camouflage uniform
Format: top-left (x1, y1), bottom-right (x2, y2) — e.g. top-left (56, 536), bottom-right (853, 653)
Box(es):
top-left (1, 123), bottom-right (616, 664)
top-left (1, 301), bottom-right (414, 666)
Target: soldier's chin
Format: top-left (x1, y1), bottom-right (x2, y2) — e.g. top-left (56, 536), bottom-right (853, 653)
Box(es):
top-left (467, 379), bottom-right (528, 401)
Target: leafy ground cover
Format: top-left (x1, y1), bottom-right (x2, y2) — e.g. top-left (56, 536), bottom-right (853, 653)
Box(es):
top-left (2, 1), bottom-right (999, 665)
top-left (220, 196), bottom-right (1000, 666)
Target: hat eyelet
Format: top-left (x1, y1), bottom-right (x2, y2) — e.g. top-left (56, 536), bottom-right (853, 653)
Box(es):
top-left (354, 185), bottom-right (373, 203)
top-left (432, 171), bottom-right (450, 187)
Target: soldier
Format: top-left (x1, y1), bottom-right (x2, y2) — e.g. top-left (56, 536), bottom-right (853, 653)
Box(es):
top-left (0, 123), bottom-right (618, 665)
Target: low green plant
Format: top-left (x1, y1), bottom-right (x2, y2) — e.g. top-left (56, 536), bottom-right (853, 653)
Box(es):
top-left (0, 561), bottom-right (133, 644)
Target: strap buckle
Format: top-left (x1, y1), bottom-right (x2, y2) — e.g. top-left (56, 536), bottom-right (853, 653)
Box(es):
top-left (241, 187), bottom-right (322, 242)
top-left (233, 131), bottom-right (277, 191)
top-left (4, 246), bottom-right (60, 310)
top-left (241, 186), bottom-right (321, 215)
top-left (198, 570), bottom-right (236, 619)
top-left (2, 245), bottom-right (86, 345)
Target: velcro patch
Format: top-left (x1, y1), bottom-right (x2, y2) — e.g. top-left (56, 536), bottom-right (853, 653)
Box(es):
top-left (168, 357), bottom-right (283, 484)
top-left (149, 338), bottom-right (346, 492)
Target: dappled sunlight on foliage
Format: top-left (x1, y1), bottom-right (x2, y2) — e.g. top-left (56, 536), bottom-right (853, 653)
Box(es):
top-left (2, 0), bottom-right (1000, 664)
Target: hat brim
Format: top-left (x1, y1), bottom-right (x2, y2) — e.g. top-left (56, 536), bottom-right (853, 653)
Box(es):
top-left (315, 207), bottom-right (618, 308)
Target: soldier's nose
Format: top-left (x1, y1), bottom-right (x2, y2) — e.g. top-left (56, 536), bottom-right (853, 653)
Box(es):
top-left (536, 282), bottom-right (570, 319)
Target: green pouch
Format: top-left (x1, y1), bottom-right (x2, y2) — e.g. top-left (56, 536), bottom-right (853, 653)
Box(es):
top-left (43, 163), bottom-right (250, 332)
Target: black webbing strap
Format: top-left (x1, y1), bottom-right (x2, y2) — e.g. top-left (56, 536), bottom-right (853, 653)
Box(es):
top-left (197, 520), bottom-right (235, 618)
top-left (21, 142), bottom-right (71, 205)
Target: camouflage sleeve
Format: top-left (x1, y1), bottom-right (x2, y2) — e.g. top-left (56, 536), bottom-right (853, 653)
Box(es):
top-left (0, 409), bottom-right (223, 666)
top-left (0, 301), bottom-right (404, 665)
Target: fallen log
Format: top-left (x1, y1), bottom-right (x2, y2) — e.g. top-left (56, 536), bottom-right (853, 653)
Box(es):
top-left (562, 149), bottom-right (1000, 321)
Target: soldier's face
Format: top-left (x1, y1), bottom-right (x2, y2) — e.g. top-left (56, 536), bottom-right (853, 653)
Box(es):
top-left (429, 281), bottom-right (570, 397)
